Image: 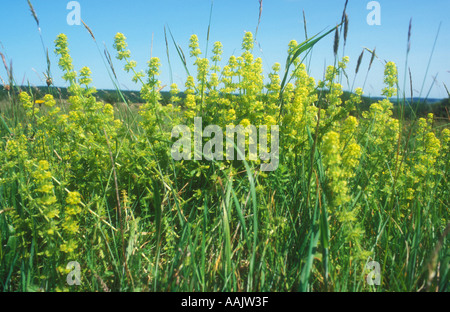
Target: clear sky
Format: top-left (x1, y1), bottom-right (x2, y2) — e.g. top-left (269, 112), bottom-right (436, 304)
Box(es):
top-left (0, 0), bottom-right (449, 98)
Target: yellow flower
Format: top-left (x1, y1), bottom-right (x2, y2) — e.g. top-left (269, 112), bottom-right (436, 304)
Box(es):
top-left (43, 94), bottom-right (56, 107)
top-left (19, 92), bottom-right (33, 110)
top-left (240, 118), bottom-right (251, 128)
top-left (242, 32), bottom-right (254, 51)
top-left (113, 33), bottom-right (131, 60)
top-left (66, 191), bottom-right (82, 206)
top-left (382, 61), bottom-right (398, 98)
top-left (189, 34), bottom-right (201, 57)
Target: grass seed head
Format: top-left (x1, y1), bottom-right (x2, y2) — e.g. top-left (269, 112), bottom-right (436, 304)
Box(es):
top-left (407, 18), bottom-right (412, 54)
top-left (303, 10), bottom-right (308, 39)
top-left (333, 25), bottom-right (340, 56)
top-left (344, 13), bottom-right (349, 46)
top-left (0, 52), bottom-right (7, 72)
top-left (27, 0), bottom-right (40, 28)
top-left (369, 47), bottom-right (376, 70)
top-left (356, 49), bottom-right (364, 74)
top-left (82, 19), bottom-right (96, 41)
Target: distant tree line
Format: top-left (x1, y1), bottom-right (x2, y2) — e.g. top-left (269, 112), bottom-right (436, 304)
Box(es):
top-left (1, 85), bottom-right (448, 120)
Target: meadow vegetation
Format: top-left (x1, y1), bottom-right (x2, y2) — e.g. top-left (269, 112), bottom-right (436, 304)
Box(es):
top-left (0, 4), bottom-right (448, 292)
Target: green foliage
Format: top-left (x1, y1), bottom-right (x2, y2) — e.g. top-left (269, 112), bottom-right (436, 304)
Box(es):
top-left (0, 20), bottom-right (448, 294)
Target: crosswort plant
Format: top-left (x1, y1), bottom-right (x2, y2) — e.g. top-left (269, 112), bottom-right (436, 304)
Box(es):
top-left (0, 9), bottom-right (448, 292)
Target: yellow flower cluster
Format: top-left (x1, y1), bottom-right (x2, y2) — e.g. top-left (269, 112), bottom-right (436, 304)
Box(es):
top-left (2, 28), bottom-right (448, 291)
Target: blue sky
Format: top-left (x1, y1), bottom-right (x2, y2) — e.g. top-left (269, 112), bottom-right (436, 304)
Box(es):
top-left (0, 0), bottom-right (449, 98)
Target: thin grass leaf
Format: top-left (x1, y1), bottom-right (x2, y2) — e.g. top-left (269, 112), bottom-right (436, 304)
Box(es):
top-left (279, 25), bottom-right (340, 115)
top-left (164, 26), bottom-right (173, 84)
top-left (167, 26), bottom-right (191, 77)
